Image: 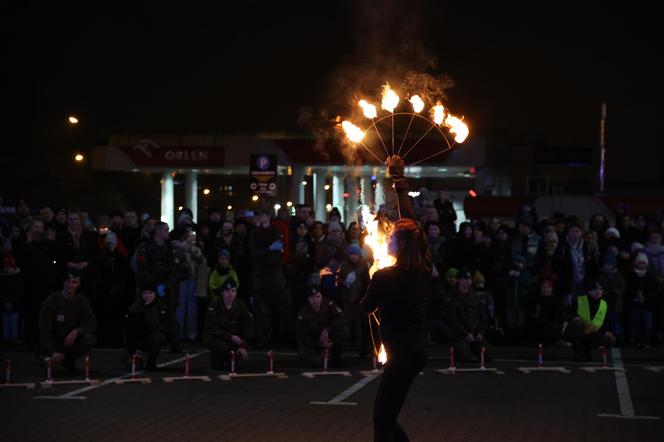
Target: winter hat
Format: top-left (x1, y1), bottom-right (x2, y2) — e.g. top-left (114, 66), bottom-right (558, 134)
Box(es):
top-left (605, 227), bottom-right (621, 239)
top-left (221, 279), bottom-right (237, 291)
top-left (472, 271), bottom-right (485, 286)
top-left (307, 285), bottom-right (322, 297)
top-left (457, 268), bottom-right (471, 279)
top-left (347, 244), bottom-right (363, 257)
top-left (631, 242), bottom-right (644, 254)
top-left (62, 268), bottom-right (81, 281)
top-left (585, 277), bottom-right (604, 292)
top-left (140, 281), bottom-right (157, 293)
top-left (104, 231), bottom-right (118, 247)
top-left (446, 267), bottom-right (459, 278)
top-left (218, 249), bottom-right (231, 259)
top-left (634, 253), bottom-right (649, 266)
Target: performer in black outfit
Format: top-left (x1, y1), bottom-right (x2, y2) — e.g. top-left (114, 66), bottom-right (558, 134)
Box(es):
top-left (361, 155), bottom-right (432, 442)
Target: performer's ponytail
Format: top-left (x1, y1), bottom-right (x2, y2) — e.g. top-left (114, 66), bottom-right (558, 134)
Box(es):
top-left (392, 218), bottom-right (432, 273)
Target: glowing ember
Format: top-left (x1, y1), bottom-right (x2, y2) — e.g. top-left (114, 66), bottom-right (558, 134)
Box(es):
top-left (342, 121), bottom-right (365, 143)
top-left (432, 103), bottom-right (445, 125)
top-left (444, 114), bottom-right (469, 143)
top-left (362, 206), bottom-right (396, 277)
top-left (378, 344), bottom-right (387, 364)
top-left (359, 99), bottom-right (377, 119)
top-left (381, 83), bottom-right (400, 113)
top-left (409, 95), bottom-right (424, 113)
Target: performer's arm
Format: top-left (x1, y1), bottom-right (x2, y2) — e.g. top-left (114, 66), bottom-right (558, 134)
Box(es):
top-left (387, 155), bottom-right (415, 220)
top-left (361, 274), bottom-right (380, 315)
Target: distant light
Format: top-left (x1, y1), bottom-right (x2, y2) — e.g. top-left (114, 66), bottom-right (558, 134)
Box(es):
top-left (468, 166), bottom-right (477, 174)
top-left (437, 168), bottom-right (448, 172)
top-left (326, 204), bottom-right (332, 211)
top-left (68, 116), bottom-right (79, 124)
top-left (286, 201), bottom-right (293, 207)
top-left (468, 189), bottom-right (478, 198)
top-left (302, 180), bottom-right (308, 186)
top-left (370, 175), bottom-right (377, 180)
top-left (227, 205), bottom-right (233, 210)
top-left (203, 188), bottom-right (211, 195)
top-left (178, 206), bottom-right (183, 211)
top-left (274, 204), bottom-right (281, 211)
top-left (252, 195), bottom-right (259, 202)
top-left (287, 165), bottom-right (293, 176)
top-left (74, 153), bottom-right (84, 162)
top-left (324, 184), bottom-right (330, 191)
top-left (408, 191), bottom-right (420, 197)
top-left (342, 192), bottom-right (350, 198)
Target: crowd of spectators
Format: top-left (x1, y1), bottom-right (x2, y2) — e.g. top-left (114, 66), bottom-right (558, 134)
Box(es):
top-left (1, 195), bottom-right (663, 370)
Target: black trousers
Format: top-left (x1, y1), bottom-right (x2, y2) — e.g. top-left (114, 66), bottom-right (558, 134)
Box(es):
top-left (373, 341), bottom-right (427, 442)
top-left (126, 316), bottom-right (165, 365)
top-left (44, 333), bottom-right (95, 365)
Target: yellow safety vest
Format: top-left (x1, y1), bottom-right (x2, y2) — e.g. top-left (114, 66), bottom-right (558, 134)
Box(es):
top-left (577, 295), bottom-right (607, 330)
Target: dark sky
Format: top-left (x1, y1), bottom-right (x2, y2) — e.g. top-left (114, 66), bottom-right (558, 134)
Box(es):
top-left (3, 1), bottom-right (662, 180)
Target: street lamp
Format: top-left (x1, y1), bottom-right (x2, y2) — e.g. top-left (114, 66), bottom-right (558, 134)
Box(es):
top-left (203, 188), bottom-right (211, 195)
top-left (74, 153), bottom-right (84, 162)
top-left (251, 195), bottom-right (259, 202)
top-left (68, 116), bottom-right (79, 125)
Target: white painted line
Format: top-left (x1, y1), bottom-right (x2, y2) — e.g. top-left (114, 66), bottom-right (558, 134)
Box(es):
top-left (33, 350), bottom-right (209, 400)
top-left (218, 372), bottom-right (287, 381)
top-left (645, 366), bottom-right (664, 373)
top-left (579, 366), bottom-right (625, 373)
top-left (517, 366), bottom-right (570, 374)
top-left (302, 370), bottom-right (352, 378)
top-left (438, 368), bottom-right (505, 375)
top-left (310, 373), bottom-right (379, 406)
top-left (597, 348), bottom-right (661, 420)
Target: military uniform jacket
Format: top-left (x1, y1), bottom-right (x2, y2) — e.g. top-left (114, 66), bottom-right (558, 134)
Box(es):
top-left (296, 298), bottom-right (346, 349)
top-left (39, 291), bottom-right (97, 355)
top-left (128, 298), bottom-right (168, 333)
top-left (444, 287), bottom-right (488, 338)
top-left (203, 298), bottom-right (253, 344)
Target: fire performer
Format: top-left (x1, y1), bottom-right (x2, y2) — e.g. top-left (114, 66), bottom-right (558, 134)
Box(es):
top-left (361, 155), bottom-right (432, 442)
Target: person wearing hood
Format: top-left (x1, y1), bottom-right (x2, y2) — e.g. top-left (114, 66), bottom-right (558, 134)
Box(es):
top-left (553, 222), bottom-right (600, 306)
top-left (340, 243), bottom-right (370, 357)
top-left (0, 254), bottom-right (23, 345)
top-left (625, 252), bottom-right (661, 347)
top-left (208, 249), bottom-right (240, 303)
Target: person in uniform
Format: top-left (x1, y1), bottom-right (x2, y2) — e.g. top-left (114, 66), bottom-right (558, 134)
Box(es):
top-left (125, 282), bottom-right (168, 371)
top-left (445, 268), bottom-right (490, 362)
top-left (361, 155), bottom-right (432, 442)
top-left (202, 279), bottom-right (253, 370)
top-left (38, 270), bottom-right (97, 373)
top-left (297, 285), bottom-right (348, 368)
top-left (563, 278), bottom-right (616, 361)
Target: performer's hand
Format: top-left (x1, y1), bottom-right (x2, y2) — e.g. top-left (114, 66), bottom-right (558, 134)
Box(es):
top-left (64, 329), bottom-right (78, 347)
top-left (322, 340), bottom-right (333, 349)
top-left (386, 155), bottom-right (405, 180)
top-left (51, 352), bottom-right (65, 363)
top-left (231, 335), bottom-right (244, 346)
top-left (476, 333), bottom-right (484, 342)
top-left (237, 348), bottom-right (249, 360)
top-left (465, 333), bottom-right (475, 343)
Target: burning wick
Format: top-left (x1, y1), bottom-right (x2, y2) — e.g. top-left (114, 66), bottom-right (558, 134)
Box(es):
top-left (378, 344), bottom-right (388, 365)
top-left (381, 83), bottom-right (399, 112)
top-left (359, 99), bottom-right (377, 119)
top-left (409, 95), bottom-right (424, 113)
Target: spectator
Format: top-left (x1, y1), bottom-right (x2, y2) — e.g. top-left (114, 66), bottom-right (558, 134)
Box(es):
top-left (599, 251), bottom-right (626, 342)
top-left (173, 227), bottom-right (204, 341)
top-left (208, 249), bottom-right (240, 303)
top-left (14, 200), bottom-right (32, 234)
top-left (13, 218), bottom-right (59, 346)
top-left (625, 253), bottom-right (660, 347)
top-left (40, 206), bottom-right (56, 231)
top-left (444, 269), bottom-right (490, 362)
top-left (315, 221), bottom-right (346, 270)
top-left (500, 255), bottom-right (534, 341)
top-left (202, 279), bottom-right (253, 370)
top-left (0, 254), bottom-right (23, 345)
top-left (553, 222), bottom-right (600, 306)
top-left (528, 279), bottom-right (563, 346)
top-left (97, 232), bottom-right (131, 346)
top-left (287, 221), bottom-right (315, 313)
top-left (563, 279), bottom-right (616, 361)
top-left (120, 209), bottom-right (142, 258)
top-left (125, 283), bottom-right (168, 371)
top-left (340, 244), bottom-right (370, 357)
top-left (511, 218), bottom-right (541, 273)
top-left (296, 286), bottom-right (348, 368)
top-left (38, 270), bottom-right (97, 373)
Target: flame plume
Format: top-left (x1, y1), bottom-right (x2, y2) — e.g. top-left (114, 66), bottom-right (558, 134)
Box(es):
top-left (359, 99), bottom-right (377, 119)
top-left (341, 121), bottom-right (365, 143)
top-left (381, 83), bottom-right (400, 113)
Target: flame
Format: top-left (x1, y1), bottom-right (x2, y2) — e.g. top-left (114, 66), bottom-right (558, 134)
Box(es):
top-left (432, 102), bottom-right (445, 125)
top-left (378, 344), bottom-right (387, 364)
top-left (359, 99), bottom-right (377, 119)
top-left (342, 121), bottom-right (365, 143)
top-left (381, 83), bottom-right (399, 113)
top-left (444, 114), bottom-right (469, 143)
top-left (362, 206), bottom-right (396, 277)
top-left (409, 95), bottom-right (424, 113)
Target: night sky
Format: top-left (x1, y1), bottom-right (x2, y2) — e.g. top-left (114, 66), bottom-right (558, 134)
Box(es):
top-left (2, 2), bottom-right (662, 185)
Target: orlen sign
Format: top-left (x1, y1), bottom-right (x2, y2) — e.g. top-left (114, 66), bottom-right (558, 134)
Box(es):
top-left (119, 140), bottom-right (224, 167)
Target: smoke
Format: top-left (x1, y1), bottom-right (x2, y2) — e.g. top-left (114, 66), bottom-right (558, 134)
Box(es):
top-left (302, 0), bottom-right (456, 166)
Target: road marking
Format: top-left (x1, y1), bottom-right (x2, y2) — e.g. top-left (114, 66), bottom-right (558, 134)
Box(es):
top-left (310, 373), bottom-right (379, 406)
top-left (597, 348), bottom-right (661, 420)
top-left (33, 350), bottom-right (209, 400)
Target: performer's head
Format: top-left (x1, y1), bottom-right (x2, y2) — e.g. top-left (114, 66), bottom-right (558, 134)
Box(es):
top-left (388, 218), bottom-right (432, 273)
